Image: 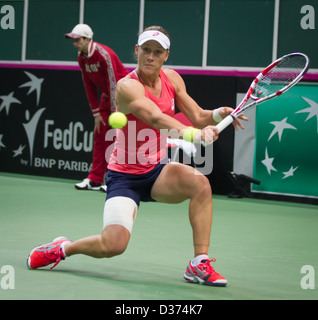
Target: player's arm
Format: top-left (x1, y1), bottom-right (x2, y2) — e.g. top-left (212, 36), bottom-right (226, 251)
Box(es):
top-left (164, 69), bottom-right (247, 131)
top-left (115, 77), bottom-right (188, 139)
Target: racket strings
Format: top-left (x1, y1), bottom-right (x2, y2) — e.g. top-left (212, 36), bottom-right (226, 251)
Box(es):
top-left (253, 55), bottom-right (307, 98)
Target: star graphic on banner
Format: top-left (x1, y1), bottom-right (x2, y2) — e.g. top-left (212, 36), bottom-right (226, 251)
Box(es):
top-left (282, 166), bottom-right (299, 179)
top-left (0, 91), bottom-right (22, 115)
top-left (19, 71), bottom-right (44, 106)
top-left (296, 97), bottom-right (318, 133)
top-left (0, 134), bottom-right (6, 150)
top-left (268, 117), bottom-right (297, 142)
top-left (261, 148), bottom-right (277, 175)
top-left (13, 145), bottom-right (25, 157)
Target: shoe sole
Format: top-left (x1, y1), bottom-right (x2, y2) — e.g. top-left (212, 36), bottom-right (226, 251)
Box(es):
top-left (100, 186), bottom-right (107, 193)
top-left (75, 185), bottom-right (101, 191)
top-left (26, 236), bottom-right (68, 270)
top-left (184, 273), bottom-right (227, 287)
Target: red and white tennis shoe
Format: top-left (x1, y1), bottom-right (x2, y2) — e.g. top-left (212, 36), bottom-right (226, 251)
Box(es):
top-left (184, 258), bottom-right (227, 287)
top-left (27, 236), bottom-right (71, 270)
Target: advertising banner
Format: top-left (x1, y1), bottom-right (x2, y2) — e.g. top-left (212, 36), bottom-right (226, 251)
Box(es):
top-left (0, 67), bottom-right (96, 180)
top-left (252, 84), bottom-right (318, 199)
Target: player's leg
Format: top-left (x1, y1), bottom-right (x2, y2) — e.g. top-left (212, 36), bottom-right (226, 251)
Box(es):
top-left (150, 162), bottom-right (227, 286)
top-left (27, 196), bottom-right (138, 269)
top-left (64, 196), bottom-right (137, 258)
top-left (151, 162), bottom-right (212, 257)
top-left (63, 226), bottom-right (130, 258)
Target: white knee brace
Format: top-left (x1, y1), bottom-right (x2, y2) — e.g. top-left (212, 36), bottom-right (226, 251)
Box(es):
top-left (103, 196), bottom-right (138, 233)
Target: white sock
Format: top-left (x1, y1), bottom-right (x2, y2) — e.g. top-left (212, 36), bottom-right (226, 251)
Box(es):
top-left (60, 242), bottom-right (68, 258)
top-left (191, 254), bottom-right (209, 266)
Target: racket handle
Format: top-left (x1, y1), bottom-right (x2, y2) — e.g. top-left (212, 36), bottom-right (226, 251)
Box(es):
top-left (201, 114), bottom-right (235, 147)
top-left (216, 115), bottom-right (235, 133)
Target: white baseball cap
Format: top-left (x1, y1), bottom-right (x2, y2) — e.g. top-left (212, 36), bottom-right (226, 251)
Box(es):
top-left (65, 24), bottom-right (94, 39)
top-left (138, 30), bottom-right (170, 50)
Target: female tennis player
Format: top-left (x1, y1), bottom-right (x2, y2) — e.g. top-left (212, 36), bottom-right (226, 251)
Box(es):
top-left (27, 26), bottom-right (247, 287)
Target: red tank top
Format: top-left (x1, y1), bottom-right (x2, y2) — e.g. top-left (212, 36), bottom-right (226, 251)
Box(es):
top-left (108, 69), bottom-right (176, 174)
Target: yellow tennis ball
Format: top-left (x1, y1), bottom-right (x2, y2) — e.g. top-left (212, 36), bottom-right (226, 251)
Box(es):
top-left (108, 112), bottom-right (127, 129)
top-left (183, 126), bottom-right (200, 143)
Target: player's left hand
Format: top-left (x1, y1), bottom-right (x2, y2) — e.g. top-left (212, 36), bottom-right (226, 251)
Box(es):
top-left (219, 106), bottom-right (248, 131)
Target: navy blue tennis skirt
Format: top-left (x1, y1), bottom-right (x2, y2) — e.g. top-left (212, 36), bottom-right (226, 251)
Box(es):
top-left (105, 161), bottom-right (167, 206)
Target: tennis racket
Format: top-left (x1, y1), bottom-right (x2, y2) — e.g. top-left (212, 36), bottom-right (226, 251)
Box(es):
top-left (215, 52), bottom-right (310, 134)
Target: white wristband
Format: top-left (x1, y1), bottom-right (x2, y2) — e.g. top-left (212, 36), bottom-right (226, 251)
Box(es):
top-left (212, 108), bottom-right (223, 123)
